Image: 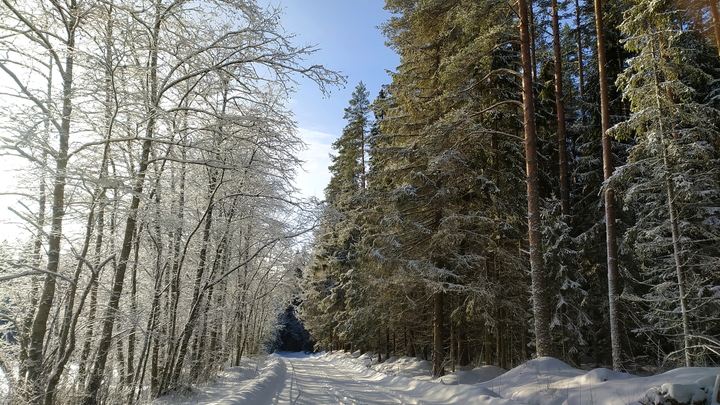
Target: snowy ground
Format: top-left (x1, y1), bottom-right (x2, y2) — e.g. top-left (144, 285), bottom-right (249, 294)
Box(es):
top-left (155, 352), bottom-right (720, 405)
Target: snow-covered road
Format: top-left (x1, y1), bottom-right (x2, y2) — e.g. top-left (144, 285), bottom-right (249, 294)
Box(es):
top-left (268, 353), bottom-right (511, 405)
top-left (274, 354), bottom-right (408, 404)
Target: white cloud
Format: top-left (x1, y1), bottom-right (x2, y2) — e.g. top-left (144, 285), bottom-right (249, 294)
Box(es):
top-left (295, 127), bottom-right (336, 200)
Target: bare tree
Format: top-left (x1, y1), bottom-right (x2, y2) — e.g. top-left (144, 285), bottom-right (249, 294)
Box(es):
top-left (1, 1), bottom-right (341, 403)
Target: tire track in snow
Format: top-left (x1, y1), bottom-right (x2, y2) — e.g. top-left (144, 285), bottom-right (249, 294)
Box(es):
top-left (276, 355), bottom-right (409, 405)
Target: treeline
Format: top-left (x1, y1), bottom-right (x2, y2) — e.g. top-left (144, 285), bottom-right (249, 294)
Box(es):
top-left (302, 0), bottom-right (720, 377)
top-left (0, 1), bottom-right (340, 404)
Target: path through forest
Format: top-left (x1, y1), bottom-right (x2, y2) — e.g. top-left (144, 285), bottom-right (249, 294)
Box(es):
top-left (274, 353), bottom-right (409, 404)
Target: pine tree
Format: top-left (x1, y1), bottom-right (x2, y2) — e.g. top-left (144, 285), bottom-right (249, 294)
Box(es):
top-left (519, 0), bottom-right (553, 359)
top-left (592, 0), bottom-right (629, 370)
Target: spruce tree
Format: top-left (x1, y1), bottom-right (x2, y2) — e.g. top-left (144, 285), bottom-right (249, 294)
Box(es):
top-left (614, 0), bottom-right (720, 366)
top-left (302, 82), bottom-right (373, 351)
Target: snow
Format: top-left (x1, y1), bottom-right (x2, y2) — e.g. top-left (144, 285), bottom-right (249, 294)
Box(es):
top-left (367, 354), bottom-right (506, 385)
top-left (155, 352), bottom-right (720, 405)
top-left (0, 368), bottom-right (7, 398)
top-left (363, 355), bottom-right (433, 379)
top-left (154, 356), bottom-right (283, 405)
top-left (440, 366), bottom-right (507, 386)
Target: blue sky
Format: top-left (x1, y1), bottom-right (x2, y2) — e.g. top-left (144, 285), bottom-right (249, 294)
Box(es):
top-left (261, 0), bottom-right (400, 198)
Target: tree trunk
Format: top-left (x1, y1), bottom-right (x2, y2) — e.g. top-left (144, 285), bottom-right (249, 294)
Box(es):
top-left (575, 0), bottom-right (586, 125)
top-left (432, 291), bottom-right (445, 377)
top-left (83, 135), bottom-right (152, 404)
top-left (594, 0), bottom-right (623, 371)
top-left (450, 320), bottom-right (456, 373)
top-left (552, 0), bottom-right (571, 218)
top-left (529, 3), bottom-right (538, 82)
top-left (82, 1), bottom-right (169, 401)
top-left (663, 150), bottom-right (692, 367)
top-left (129, 248), bottom-right (165, 402)
top-left (458, 327), bottom-right (470, 367)
top-left (163, 166), bottom-right (221, 393)
top-left (653, 71), bottom-right (692, 366)
top-left (710, 0), bottom-right (720, 55)
top-left (126, 229), bottom-right (141, 384)
top-left (519, 0), bottom-right (552, 358)
top-left (20, 150), bottom-right (46, 391)
top-left (46, 205), bottom-right (96, 405)
top-left (24, 6), bottom-right (76, 401)
top-left (167, 151), bottom-right (187, 374)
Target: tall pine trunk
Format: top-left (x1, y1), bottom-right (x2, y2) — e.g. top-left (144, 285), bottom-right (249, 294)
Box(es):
top-left (519, 0), bottom-right (552, 358)
top-left (552, 0), bottom-right (571, 217)
top-left (708, 0), bottom-right (720, 54)
top-left (576, 0), bottom-right (586, 124)
top-left (594, 0), bottom-right (623, 371)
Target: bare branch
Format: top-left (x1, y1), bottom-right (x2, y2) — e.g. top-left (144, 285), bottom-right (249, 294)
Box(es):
top-left (0, 265), bottom-right (75, 284)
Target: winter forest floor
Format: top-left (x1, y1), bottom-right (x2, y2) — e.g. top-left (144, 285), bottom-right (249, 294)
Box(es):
top-left (153, 352), bottom-right (720, 405)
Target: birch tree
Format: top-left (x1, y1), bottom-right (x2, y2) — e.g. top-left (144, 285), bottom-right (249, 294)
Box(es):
top-left (0, 1), bottom-right (91, 402)
top-left (1, 0), bottom-right (342, 403)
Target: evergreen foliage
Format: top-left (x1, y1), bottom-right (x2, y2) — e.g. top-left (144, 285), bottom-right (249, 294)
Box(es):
top-left (302, 0), bottom-right (720, 376)
top-left (613, 0), bottom-right (720, 366)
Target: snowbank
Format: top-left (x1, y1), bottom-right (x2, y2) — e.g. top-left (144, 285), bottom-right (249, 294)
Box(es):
top-left (323, 352), bottom-right (517, 404)
top-left (371, 355), bottom-right (433, 379)
top-left (333, 352), bottom-right (720, 405)
top-left (476, 357), bottom-right (720, 405)
top-left (210, 355), bottom-right (286, 405)
top-left (637, 370), bottom-right (720, 405)
top-left (440, 365), bottom-right (507, 386)
top-left (153, 355), bottom-right (286, 405)
top-left (366, 354), bottom-right (506, 386)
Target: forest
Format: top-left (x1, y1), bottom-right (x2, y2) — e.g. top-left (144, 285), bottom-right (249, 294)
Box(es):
top-left (301, 0), bottom-right (720, 382)
top-left (0, 0), bottom-right (719, 404)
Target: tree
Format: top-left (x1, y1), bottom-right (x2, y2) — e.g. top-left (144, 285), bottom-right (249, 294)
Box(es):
top-left (0, 1), bottom-right (86, 401)
top-left (369, 0), bottom-right (531, 372)
top-left (593, 0), bottom-right (624, 371)
top-left (614, 0), bottom-right (720, 366)
top-left (519, 0), bottom-right (552, 358)
top-left (328, 82), bottom-right (372, 200)
top-left (552, 0), bottom-right (571, 218)
top-left (302, 82), bottom-right (372, 353)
